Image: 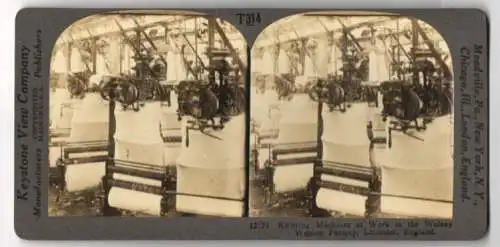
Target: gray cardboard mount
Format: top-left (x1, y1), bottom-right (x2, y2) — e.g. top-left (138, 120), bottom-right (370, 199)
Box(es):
top-left (14, 8), bottom-right (489, 240)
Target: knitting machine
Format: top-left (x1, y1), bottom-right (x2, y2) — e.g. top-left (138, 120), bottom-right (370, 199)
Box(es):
top-left (258, 134), bottom-right (388, 217)
top-left (50, 125), bottom-right (109, 195)
top-left (307, 78), bottom-right (347, 113)
top-left (91, 81), bottom-right (174, 216)
top-left (96, 76), bottom-right (246, 217)
top-left (379, 56), bottom-right (452, 133)
top-left (250, 90), bottom-right (391, 217)
top-left (49, 73), bottom-right (110, 191)
top-left (48, 126), bottom-right (71, 186)
top-left (53, 140), bottom-right (109, 191)
top-left (176, 48), bottom-right (246, 131)
top-left (410, 57), bottom-right (453, 118)
top-left (272, 73), bottom-right (296, 101)
top-left (382, 37), bottom-right (453, 127)
top-left (116, 48), bottom-right (170, 110)
top-left (100, 156), bottom-right (244, 217)
top-left (66, 71), bottom-right (94, 99)
top-left (338, 41), bottom-right (370, 103)
top-left (95, 29), bottom-right (246, 216)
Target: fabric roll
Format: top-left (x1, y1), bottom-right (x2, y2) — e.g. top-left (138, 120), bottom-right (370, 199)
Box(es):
top-left (64, 162), bottom-right (105, 192)
top-left (176, 195), bottom-right (244, 217)
top-left (273, 163), bottom-right (314, 193)
top-left (114, 140), bottom-right (164, 167)
top-left (108, 187), bottom-right (163, 216)
top-left (176, 165), bottom-right (245, 200)
top-left (276, 94), bottom-right (318, 143)
top-left (67, 93), bottom-right (109, 143)
top-left (375, 115), bottom-right (453, 218)
top-left (316, 188), bottom-right (367, 216)
top-left (114, 102), bottom-right (163, 145)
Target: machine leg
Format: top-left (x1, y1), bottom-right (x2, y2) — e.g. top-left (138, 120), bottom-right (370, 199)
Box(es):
top-left (56, 159), bottom-right (66, 193)
top-left (365, 172), bottom-right (382, 218)
top-left (100, 175), bottom-right (121, 216)
top-left (307, 178), bottom-right (329, 217)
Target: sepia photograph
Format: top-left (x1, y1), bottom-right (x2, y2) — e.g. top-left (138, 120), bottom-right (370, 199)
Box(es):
top-left (249, 12), bottom-right (454, 218)
top-left (48, 10), bottom-right (248, 217)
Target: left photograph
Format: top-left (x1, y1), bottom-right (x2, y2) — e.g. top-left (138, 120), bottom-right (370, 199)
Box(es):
top-left (48, 11), bottom-right (248, 217)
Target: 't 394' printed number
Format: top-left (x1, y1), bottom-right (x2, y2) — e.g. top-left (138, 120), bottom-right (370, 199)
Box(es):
top-left (236, 12), bottom-right (262, 26)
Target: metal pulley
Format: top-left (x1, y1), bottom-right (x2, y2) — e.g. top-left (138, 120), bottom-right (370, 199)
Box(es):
top-left (98, 76), bottom-right (141, 111)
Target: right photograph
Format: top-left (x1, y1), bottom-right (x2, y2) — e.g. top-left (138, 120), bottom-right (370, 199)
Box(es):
top-left (249, 12), bottom-right (454, 218)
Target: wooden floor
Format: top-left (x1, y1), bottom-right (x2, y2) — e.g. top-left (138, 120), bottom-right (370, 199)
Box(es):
top-left (48, 186), bottom-right (102, 217)
top-left (249, 182), bottom-right (310, 217)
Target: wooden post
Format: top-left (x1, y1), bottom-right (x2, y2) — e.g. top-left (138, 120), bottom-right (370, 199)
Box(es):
top-left (66, 42), bottom-right (72, 73)
top-left (208, 17), bottom-right (215, 81)
top-left (102, 95), bottom-right (116, 216)
top-left (411, 19), bottom-right (419, 85)
top-left (91, 37), bottom-right (97, 73)
top-left (311, 83), bottom-right (324, 216)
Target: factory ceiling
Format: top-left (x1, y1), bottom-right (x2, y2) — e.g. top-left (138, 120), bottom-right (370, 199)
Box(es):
top-left (56, 13), bottom-right (243, 48)
top-left (254, 14), bottom-right (442, 48)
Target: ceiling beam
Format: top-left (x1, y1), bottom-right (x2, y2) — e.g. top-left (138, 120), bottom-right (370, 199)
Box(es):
top-left (255, 16), bottom-right (398, 48)
top-left (413, 21), bottom-right (453, 80)
top-left (56, 15), bottom-right (200, 47)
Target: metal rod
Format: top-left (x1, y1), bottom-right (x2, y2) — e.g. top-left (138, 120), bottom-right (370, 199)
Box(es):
top-left (63, 144), bottom-right (108, 153)
top-left (194, 17), bottom-right (199, 80)
top-left (397, 19), bottom-right (402, 79)
top-left (166, 32), bottom-right (197, 78)
top-left (130, 17), bottom-right (169, 67)
top-left (322, 160), bottom-right (378, 173)
top-left (336, 18), bottom-right (364, 53)
top-left (64, 155), bottom-right (108, 165)
top-left (108, 165), bottom-right (166, 180)
top-left (391, 34), bottom-right (413, 63)
top-left (107, 179), bottom-right (245, 202)
top-left (181, 33), bottom-right (206, 69)
top-left (164, 191), bottom-right (244, 202)
top-left (317, 179), bottom-right (453, 204)
top-left (211, 19), bottom-right (247, 72)
top-left (315, 166), bottom-right (373, 182)
top-left (370, 192), bottom-right (453, 204)
top-left (273, 141), bottom-right (317, 148)
top-left (61, 140), bottom-right (108, 147)
top-left (317, 180), bottom-right (370, 196)
top-left (273, 156), bottom-right (317, 166)
top-left (371, 137), bottom-right (387, 144)
top-left (258, 133), bottom-right (279, 140)
top-left (257, 143), bottom-right (273, 149)
top-left (273, 146), bottom-right (319, 155)
top-left (114, 19), bottom-right (156, 77)
top-left (108, 179), bottom-right (163, 195)
top-left (114, 158), bottom-right (169, 171)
